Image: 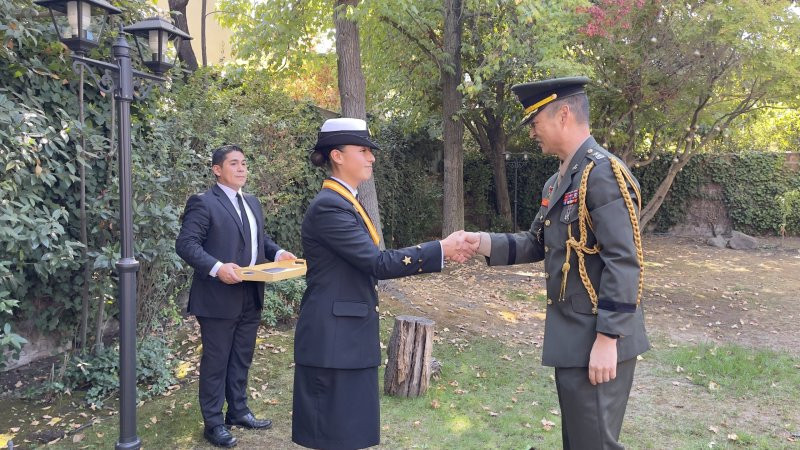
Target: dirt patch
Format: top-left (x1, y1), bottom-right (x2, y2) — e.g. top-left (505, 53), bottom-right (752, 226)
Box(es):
top-left (383, 235), bottom-right (800, 356)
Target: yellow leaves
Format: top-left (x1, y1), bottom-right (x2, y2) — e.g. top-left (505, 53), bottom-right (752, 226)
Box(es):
top-left (499, 311), bottom-right (518, 323)
top-left (174, 361), bottom-right (192, 379)
top-left (0, 433), bottom-right (14, 447)
top-left (531, 312), bottom-right (546, 320)
top-left (430, 399), bottom-right (441, 409)
top-left (47, 417), bottom-right (62, 426)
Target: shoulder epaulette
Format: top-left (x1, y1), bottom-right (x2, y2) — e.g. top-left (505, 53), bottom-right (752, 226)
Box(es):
top-left (585, 147), bottom-right (610, 164)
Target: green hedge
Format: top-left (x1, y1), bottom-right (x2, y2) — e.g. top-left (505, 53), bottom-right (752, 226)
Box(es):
top-left (464, 148), bottom-right (800, 236)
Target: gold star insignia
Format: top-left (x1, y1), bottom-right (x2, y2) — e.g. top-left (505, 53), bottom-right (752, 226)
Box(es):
top-left (402, 256), bottom-right (412, 266)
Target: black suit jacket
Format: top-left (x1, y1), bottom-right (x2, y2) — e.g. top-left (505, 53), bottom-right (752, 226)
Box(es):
top-left (294, 183), bottom-right (442, 369)
top-left (176, 184), bottom-right (281, 319)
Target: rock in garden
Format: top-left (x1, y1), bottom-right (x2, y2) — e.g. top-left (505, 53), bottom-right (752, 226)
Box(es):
top-left (727, 230), bottom-right (758, 250)
top-left (707, 236), bottom-right (727, 248)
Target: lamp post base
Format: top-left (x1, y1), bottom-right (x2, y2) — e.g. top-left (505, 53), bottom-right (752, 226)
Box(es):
top-left (115, 438), bottom-right (141, 450)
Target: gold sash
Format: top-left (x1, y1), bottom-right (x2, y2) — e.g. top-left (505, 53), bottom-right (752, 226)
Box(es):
top-left (322, 179), bottom-right (380, 246)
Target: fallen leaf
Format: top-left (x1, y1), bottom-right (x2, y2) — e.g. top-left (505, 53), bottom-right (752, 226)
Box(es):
top-left (47, 417), bottom-right (62, 426)
top-left (499, 311), bottom-right (518, 323)
top-left (174, 361), bottom-right (192, 379)
top-left (430, 400), bottom-right (440, 409)
top-left (150, 416), bottom-right (158, 424)
top-left (541, 418), bottom-right (555, 431)
top-left (0, 433), bottom-right (14, 447)
top-left (72, 433), bottom-right (84, 443)
top-left (488, 411), bottom-right (499, 417)
top-left (708, 425), bottom-right (718, 434)
top-left (727, 433), bottom-right (738, 441)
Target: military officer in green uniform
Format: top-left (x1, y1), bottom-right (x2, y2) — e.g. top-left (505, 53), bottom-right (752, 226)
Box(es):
top-left (467, 77), bottom-right (649, 449)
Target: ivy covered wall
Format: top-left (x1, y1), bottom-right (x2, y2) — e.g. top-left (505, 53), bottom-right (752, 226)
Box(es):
top-left (465, 149), bottom-right (800, 237)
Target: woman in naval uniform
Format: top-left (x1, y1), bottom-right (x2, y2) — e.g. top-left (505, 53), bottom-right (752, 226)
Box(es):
top-left (291, 118), bottom-right (472, 449)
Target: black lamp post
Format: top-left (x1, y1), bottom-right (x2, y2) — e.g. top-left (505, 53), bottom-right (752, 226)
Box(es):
top-left (34, 3), bottom-right (191, 449)
top-left (504, 152), bottom-right (530, 232)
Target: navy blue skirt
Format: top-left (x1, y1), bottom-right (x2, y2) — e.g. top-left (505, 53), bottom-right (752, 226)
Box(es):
top-left (292, 364), bottom-right (380, 449)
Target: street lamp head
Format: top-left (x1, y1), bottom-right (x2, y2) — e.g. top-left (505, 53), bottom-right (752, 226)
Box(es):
top-left (35, 0), bottom-right (121, 55)
top-left (123, 17), bottom-right (191, 76)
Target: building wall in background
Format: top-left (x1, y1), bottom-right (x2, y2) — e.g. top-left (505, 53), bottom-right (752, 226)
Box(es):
top-left (156, 0), bottom-right (233, 65)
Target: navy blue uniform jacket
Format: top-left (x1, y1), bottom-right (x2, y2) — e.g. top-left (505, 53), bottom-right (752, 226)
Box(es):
top-left (175, 184), bottom-right (281, 319)
top-left (294, 184), bottom-right (443, 369)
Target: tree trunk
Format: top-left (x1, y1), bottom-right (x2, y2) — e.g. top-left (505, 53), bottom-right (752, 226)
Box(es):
top-left (640, 156), bottom-right (691, 228)
top-left (486, 117), bottom-right (512, 225)
top-left (201, 0), bottom-right (208, 67)
top-left (168, 0), bottom-right (199, 71)
top-left (334, 0), bottom-right (385, 248)
top-left (384, 315), bottom-right (435, 397)
top-left (440, 0), bottom-right (465, 235)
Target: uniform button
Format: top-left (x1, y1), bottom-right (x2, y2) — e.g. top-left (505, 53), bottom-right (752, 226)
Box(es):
top-left (545, 273), bottom-right (550, 279)
top-left (547, 298), bottom-right (553, 305)
top-left (418, 259), bottom-right (422, 263)
top-left (544, 219), bottom-right (551, 227)
top-left (375, 284), bottom-right (379, 291)
top-left (588, 148), bottom-right (594, 153)
top-left (375, 306), bottom-right (379, 313)
top-left (418, 268), bottom-right (423, 273)
top-left (544, 246), bottom-right (549, 253)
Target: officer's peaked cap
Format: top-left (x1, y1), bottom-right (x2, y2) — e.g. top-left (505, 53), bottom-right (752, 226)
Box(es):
top-left (511, 76), bottom-right (590, 125)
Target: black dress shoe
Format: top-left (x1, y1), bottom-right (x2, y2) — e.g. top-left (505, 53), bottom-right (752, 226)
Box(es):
top-left (225, 412), bottom-right (273, 430)
top-left (203, 425), bottom-right (237, 448)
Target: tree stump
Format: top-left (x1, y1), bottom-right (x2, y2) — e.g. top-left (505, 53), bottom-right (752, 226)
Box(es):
top-left (384, 315), bottom-right (435, 397)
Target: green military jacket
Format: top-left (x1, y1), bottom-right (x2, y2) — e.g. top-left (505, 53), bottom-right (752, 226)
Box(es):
top-left (487, 136), bottom-right (649, 368)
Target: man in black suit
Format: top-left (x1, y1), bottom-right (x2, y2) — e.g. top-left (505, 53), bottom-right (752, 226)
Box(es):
top-left (176, 145), bottom-right (296, 448)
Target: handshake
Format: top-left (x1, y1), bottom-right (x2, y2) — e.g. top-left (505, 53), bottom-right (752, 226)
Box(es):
top-left (439, 231), bottom-right (485, 264)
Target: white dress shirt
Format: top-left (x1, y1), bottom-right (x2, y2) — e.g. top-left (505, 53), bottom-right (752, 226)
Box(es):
top-left (210, 183), bottom-right (285, 277)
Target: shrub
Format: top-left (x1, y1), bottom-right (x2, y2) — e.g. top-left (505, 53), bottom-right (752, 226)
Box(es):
top-left (30, 337), bottom-right (177, 408)
top-left (261, 278), bottom-right (306, 327)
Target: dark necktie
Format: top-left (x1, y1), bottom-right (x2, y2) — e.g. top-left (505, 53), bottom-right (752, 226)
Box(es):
top-left (236, 193), bottom-right (253, 266)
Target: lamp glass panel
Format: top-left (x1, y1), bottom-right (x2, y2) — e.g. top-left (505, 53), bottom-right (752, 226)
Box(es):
top-left (62, 1), bottom-right (103, 43)
top-left (164, 37), bottom-right (177, 64)
top-left (146, 30), bottom-right (174, 63)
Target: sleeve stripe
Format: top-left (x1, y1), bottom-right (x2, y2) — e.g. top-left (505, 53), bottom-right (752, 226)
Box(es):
top-left (597, 298), bottom-right (637, 313)
top-left (505, 234), bottom-right (516, 265)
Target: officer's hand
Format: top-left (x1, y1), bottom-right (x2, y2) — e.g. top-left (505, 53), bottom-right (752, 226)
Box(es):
top-left (588, 333), bottom-right (618, 385)
top-left (276, 251), bottom-right (297, 261)
top-left (441, 230), bottom-right (476, 263)
top-left (217, 263), bottom-right (243, 284)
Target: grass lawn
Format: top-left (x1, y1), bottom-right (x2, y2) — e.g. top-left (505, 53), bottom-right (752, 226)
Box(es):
top-left (40, 320), bottom-right (799, 449)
